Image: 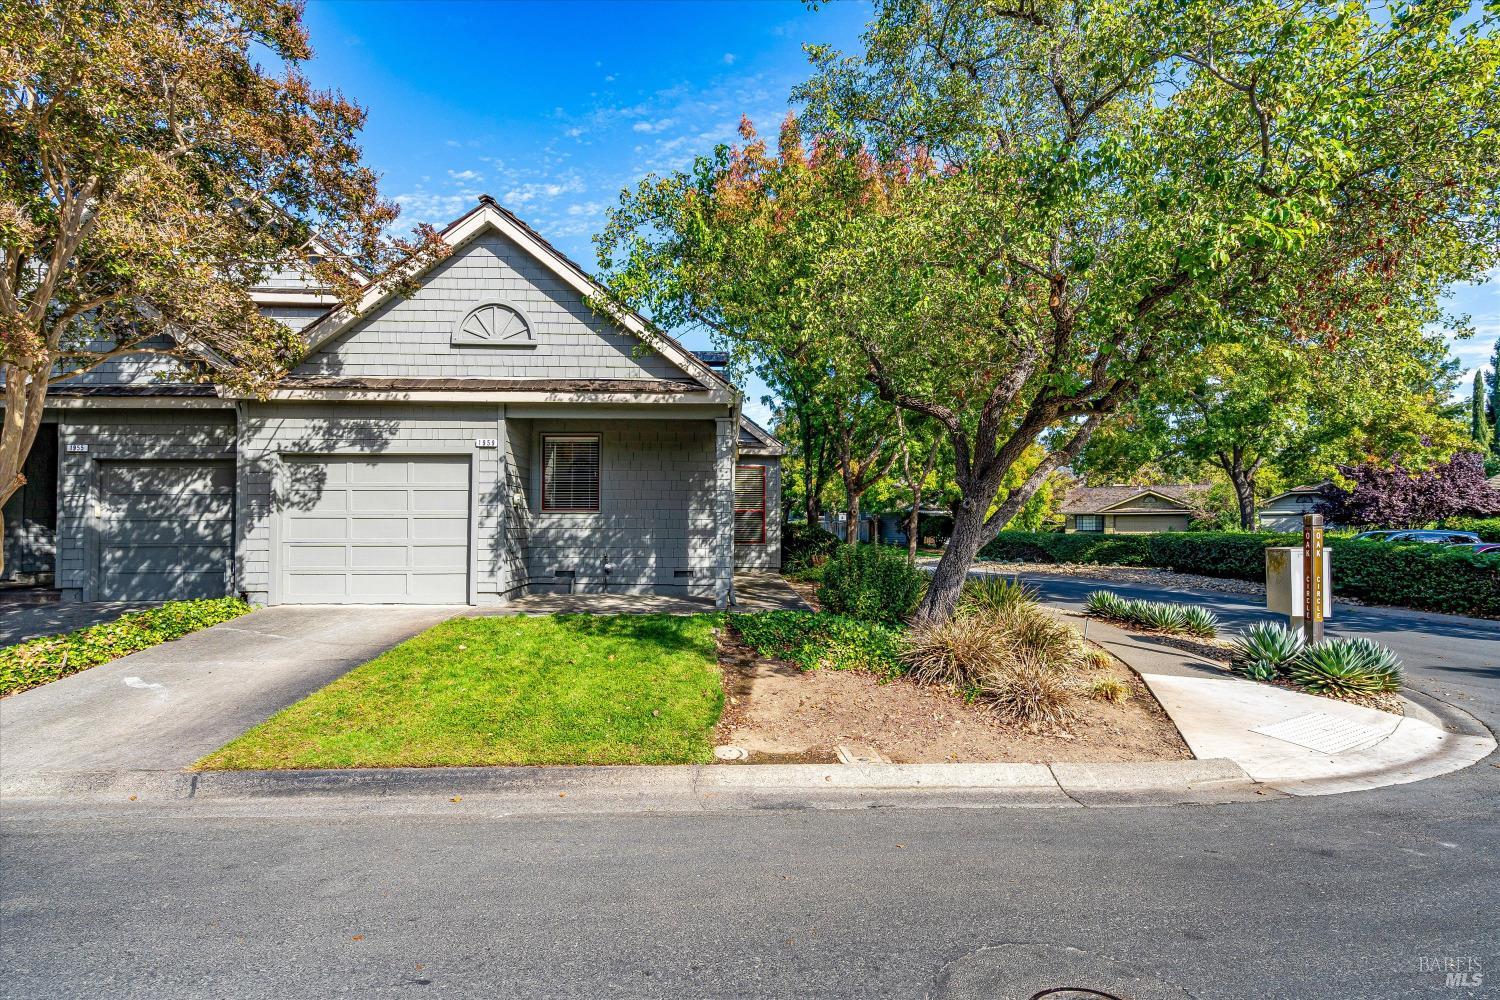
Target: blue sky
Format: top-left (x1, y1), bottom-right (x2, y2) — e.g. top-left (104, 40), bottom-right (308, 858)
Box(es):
top-left (299, 0), bottom-right (1497, 421)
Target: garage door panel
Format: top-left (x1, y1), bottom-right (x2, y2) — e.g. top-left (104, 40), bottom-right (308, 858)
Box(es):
top-left (107, 495), bottom-right (233, 519)
top-left (284, 573), bottom-right (349, 600)
top-left (412, 545), bottom-right (467, 571)
top-left (283, 516), bottom-right (348, 542)
top-left (350, 545), bottom-right (412, 571)
top-left (346, 461), bottom-right (413, 486)
top-left (98, 461), bottom-right (233, 602)
top-left (102, 518), bottom-right (233, 546)
top-left (280, 456), bottom-right (469, 605)
top-left (347, 517), bottom-right (409, 542)
top-left (349, 489), bottom-right (410, 514)
top-left (285, 545), bottom-right (352, 572)
top-left (412, 518), bottom-right (466, 543)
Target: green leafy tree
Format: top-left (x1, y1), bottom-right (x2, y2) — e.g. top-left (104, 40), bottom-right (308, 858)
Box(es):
top-left (0, 0), bottom-right (445, 572)
top-left (1488, 337), bottom-right (1500, 457)
top-left (1473, 367), bottom-right (1494, 452)
top-left (602, 0), bottom-right (1500, 620)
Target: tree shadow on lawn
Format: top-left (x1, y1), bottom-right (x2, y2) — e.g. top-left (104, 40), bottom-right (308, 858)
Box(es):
top-left (544, 612), bottom-right (721, 659)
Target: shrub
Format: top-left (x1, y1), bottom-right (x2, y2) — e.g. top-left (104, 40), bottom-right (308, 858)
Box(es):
top-left (729, 611), bottom-right (904, 680)
top-left (1440, 515), bottom-right (1500, 539)
top-left (1230, 622), bottom-right (1305, 681)
top-left (782, 521), bottom-right (842, 571)
top-left (959, 575), bottom-right (1037, 615)
top-left (1084, 590), bottom-right (1219, 637)
top-left (816, 544), bottom-right (926, 624)
top-left (982, 530), bottom-right (1499, 618)
top-left (0, 598), bottom-right (253, 696)
top-left (1086, 676), bottom-right (1129, 703)
top-left (1290, 637), bottom-right (1403, 696)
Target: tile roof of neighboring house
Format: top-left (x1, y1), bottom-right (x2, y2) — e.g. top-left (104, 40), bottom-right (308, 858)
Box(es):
top-left (1062, 484), bottom-right (1208, 515)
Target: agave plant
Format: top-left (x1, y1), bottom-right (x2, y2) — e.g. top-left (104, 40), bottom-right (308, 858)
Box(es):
top-left (1177, 606), bottom-right (1220, 639)
top-left (1132, 601), bottom-right (1189, 632)
top-left (1290, 638), bottom-right (1403, 696)
top-left (1085, 590), bottom-right (1130, 618)
top-left (1231, 622), bottom-right (1304, 681)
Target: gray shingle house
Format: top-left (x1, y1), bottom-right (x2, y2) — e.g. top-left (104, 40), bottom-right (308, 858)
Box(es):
top-left (3, 197), bottom-right (782, 607)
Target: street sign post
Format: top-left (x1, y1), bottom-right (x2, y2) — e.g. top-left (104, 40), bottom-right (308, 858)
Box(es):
top-left (1302, 513), bottom-right (1325, 644)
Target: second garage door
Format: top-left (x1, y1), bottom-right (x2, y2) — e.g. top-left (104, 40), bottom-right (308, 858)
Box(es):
top-left (279, 455), bottom-right (470, 604)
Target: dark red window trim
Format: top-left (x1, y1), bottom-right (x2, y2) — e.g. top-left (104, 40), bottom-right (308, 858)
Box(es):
top-left (541, 434), bottom-right (601, 512)
top-left (734, 464), bottom-right (766, 545)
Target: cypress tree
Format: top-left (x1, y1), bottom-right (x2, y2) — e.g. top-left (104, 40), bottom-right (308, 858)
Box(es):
top-left (1473, 368), bottom-right (1494, 450)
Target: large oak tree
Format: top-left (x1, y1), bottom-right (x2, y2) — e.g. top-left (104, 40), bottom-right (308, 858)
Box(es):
top-left (601, 0), bottom-right (1500, 620)
top-left (0, 0), bottom-right (444, 571)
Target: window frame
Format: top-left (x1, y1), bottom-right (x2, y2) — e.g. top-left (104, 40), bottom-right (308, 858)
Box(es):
top-left (540, 433), bottom-right (602, 513)
top-left (734, 464), bottom-right (767, 545)
top-left (1075, 514), bottom-right (1105, 533)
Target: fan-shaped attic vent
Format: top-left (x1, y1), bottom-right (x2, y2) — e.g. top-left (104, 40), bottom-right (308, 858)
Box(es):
top-left (452, 300), bottom-right (536, 348)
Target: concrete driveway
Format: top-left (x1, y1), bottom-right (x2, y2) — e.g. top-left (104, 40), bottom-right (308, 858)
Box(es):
top-left (0, 605), bottom-right (459, 794)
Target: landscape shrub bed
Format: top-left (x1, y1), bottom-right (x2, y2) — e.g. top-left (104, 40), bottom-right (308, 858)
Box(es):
top-left (781, 521), bottom-right (842, 572)
top-left (0, 597), bottom-right (253, 696)
top-left (1439, 516), bottom-right (1500, 539)
top-left (816, 543), bottom-right (926, 624)
top-left (978, 531), bottom-right (1499, 618)
top-left (730, 611), bottom-right (904, 679)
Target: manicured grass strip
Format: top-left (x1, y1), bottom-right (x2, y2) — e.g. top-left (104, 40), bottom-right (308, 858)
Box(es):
top-left (196, 613), bottom-right (725, 770)
top-left (0, 598), bottom-right (252, 697)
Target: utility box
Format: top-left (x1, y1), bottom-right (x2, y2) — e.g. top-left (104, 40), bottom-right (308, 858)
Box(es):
top-left (1265, 546), bottom-right (1332, 622)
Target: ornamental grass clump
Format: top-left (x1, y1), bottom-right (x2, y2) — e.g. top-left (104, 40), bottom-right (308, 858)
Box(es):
top-left (1230, 622), bottom-right (1305, 681)
top-left (958, 576), bottom-right (1036, 615)
top-left (1290, 637), bottom-right (1403, 696)
top-left (899, 595), bottom-right (1084, 723)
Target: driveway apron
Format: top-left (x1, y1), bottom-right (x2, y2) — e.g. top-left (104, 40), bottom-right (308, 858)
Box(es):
top-left (0, 605), bottom-right (458, 786)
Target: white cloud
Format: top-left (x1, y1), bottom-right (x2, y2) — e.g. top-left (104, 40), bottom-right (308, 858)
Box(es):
top-left (722, 53), bottom-right (737, 65)
top-left (447, 169), bottom-right (484, 183)
top-left (631, 118), bottom-right (676, 134)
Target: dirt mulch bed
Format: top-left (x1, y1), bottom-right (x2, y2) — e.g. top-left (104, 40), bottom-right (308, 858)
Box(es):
top-left (713, 631), bottom-right (1191, 765)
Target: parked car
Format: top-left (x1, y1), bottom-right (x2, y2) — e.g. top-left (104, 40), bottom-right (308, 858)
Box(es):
top-left (1382, 530), bottom-right (1482, 545)
top-left (1350, 530), bottom-right (1401, 541)
top-left (1455, 542), bottom-right (1500, 555)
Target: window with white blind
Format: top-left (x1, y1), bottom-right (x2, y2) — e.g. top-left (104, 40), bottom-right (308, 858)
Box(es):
top-left (542, 435), bottom-right (600, 512)
top-left (1075, 514), bottom-right (1105, 533)
top-left (734, 465), bottom-right (766, 544)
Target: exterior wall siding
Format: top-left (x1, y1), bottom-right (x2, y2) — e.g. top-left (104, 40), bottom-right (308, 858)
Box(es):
top-left (519, 418), bottom-right (724, 599)
top-left (295, 231), bottom-right (692, 382)
top-left (55, 408), bottom-right (237, 600)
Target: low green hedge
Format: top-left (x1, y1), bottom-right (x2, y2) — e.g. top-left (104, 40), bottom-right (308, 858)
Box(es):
top-left (978, 531), bottom-right (1499, 618)
top-left (0, 598), bottom-right (253, 696)
top-left (1440, 516), bottom-right (1500, 539)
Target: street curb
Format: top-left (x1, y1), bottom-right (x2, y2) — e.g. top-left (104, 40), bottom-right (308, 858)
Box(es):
top-left (1, 757), bottom-right (1273, 812)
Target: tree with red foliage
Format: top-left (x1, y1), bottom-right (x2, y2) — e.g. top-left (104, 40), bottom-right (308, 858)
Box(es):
top-left (1316, 452), bottom-right (1500, 528)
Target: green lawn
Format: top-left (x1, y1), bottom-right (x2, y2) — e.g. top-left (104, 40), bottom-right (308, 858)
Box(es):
top-left (196, 614), bottom-right (725, 770)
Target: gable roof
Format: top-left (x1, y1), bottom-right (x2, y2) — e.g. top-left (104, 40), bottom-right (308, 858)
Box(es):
top-left (737, 413), bottom-right (785, 456)
top-left (1260, 484), bottom-right (1327, 508)
top-left (1063, 484), bottom-right (1207, 515)
top-left (297, 196), bottom-right (731, 394)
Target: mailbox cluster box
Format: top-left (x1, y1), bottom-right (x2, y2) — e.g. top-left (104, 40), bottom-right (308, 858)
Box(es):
top-left (1265, 546), bottom-right (1332, 619)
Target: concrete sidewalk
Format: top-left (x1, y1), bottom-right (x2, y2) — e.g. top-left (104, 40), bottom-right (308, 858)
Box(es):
top-left (1075, 614), bottom-right (1496, 797)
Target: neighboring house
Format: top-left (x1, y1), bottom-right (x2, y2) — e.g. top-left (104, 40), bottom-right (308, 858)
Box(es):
top-left (1256, 485), bottom-right (1327, 532)
top-left (2, 196), bottom-right (782, 606)
top-left (1061, 485), bottom-right (1207, 534)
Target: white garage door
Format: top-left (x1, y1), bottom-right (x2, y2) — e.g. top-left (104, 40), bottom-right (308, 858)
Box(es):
top-left (279, 455), bottom-right (470, 604)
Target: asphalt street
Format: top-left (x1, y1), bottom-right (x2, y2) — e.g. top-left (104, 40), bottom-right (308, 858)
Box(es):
top-left (2, 576), bottom-right (1497, 1000)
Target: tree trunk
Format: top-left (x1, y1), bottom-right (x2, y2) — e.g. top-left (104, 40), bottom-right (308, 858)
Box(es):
top-left (845, 492), bottom-right (861, 546)
top-left (906, 495), bottom-right (921, 562)
top-left (915, 498), bottom-right (987, 622)
top-left (1228, 466), bottom-right (1257, 530)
